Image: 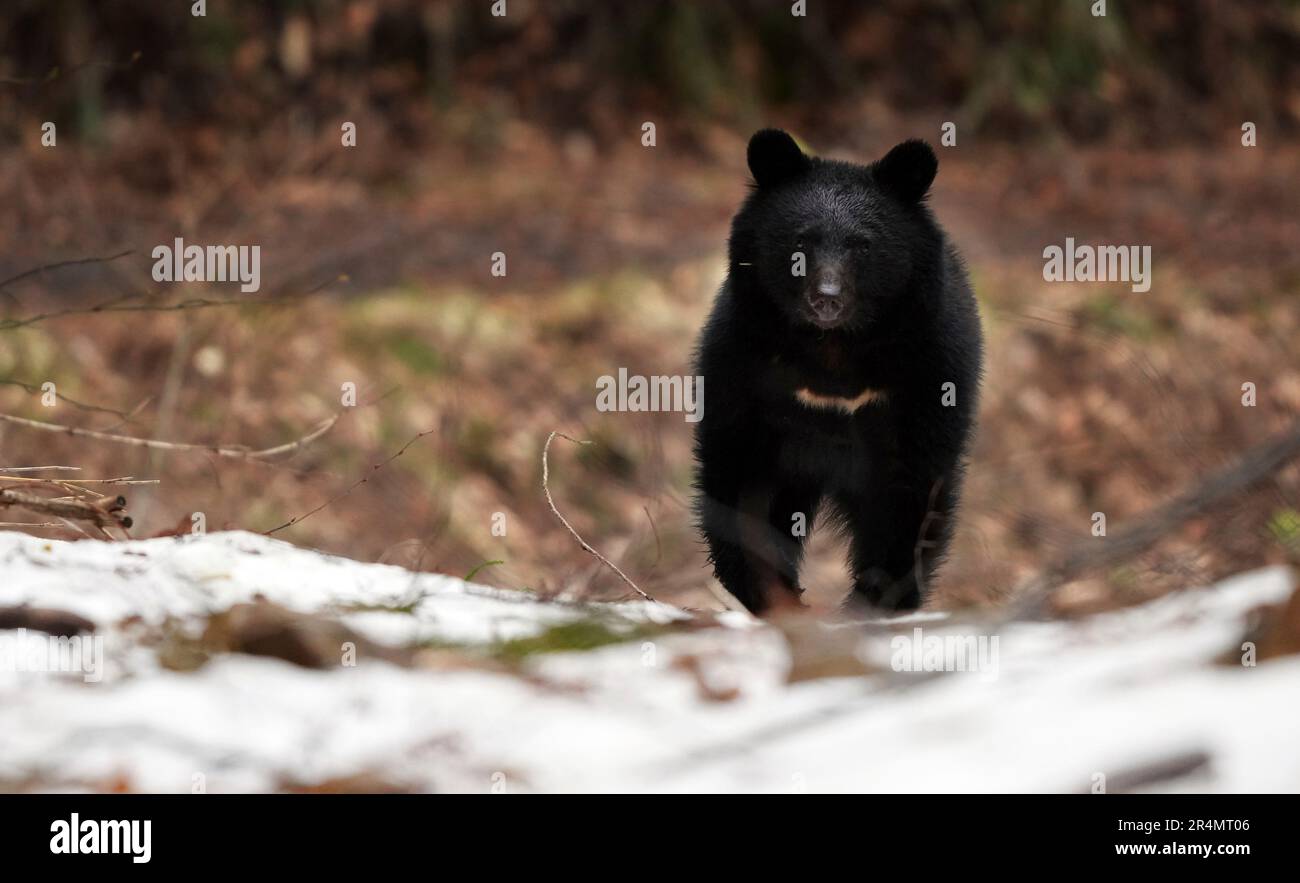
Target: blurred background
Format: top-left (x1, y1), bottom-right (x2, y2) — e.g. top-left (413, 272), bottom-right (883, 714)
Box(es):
top-left (1, 0), bottom-right (1298, 612)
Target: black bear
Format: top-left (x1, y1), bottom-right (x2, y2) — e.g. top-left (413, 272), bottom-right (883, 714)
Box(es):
top-left (693, 129), bottom-right (982, 615)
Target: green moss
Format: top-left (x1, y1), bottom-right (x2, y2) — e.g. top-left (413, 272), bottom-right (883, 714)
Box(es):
top-left (1268, 508), bottom-right (1300, 553)
top-left (489, 619), bottom-right (658, 662)
top-left (1078, 290), bottom-right (1159, 340)
top-left (464, 559), bottom-right (504, 582)
top-left (1108, 565), bottom-right (1139, 589)
top-left (336, 593), bottom-right (427, 615)
top-left (406, 617), bottom-right (666, 665)
top-left (387, 334), bottom-right (445, 376)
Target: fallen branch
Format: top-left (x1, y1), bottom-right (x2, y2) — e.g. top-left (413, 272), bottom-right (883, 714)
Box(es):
top-left (0, 484), bottom-right (133, 534)
top-left (0, 411), bottom-right (339, 460)
top-left (1009, 416), bottom-right (1300, 618)
top-left (542, 431), bottom-right (655, 602)
top-left (0, 606), bottom-right (96, 635)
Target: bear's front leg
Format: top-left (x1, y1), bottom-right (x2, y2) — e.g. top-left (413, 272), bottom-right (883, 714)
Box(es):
top-left (765, 482), bottom-right (822, 601)
top-left (840, 470), bottom-right (954, 612)
top-left (694, 405), bottom-right (790, 613)
top-left (696, 426), bottom-right (814, 613)
top-left (700, 484), bottom-right (812, 614)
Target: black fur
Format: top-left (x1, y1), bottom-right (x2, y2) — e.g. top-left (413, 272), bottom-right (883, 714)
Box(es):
top-left (692, 130), bottom-right (983, 615)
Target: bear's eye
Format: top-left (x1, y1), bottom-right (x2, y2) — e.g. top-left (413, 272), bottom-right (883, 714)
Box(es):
top-left (846, 235), bottom-right (871, 250)
top-left (794, 230), bottom-right (821, 252)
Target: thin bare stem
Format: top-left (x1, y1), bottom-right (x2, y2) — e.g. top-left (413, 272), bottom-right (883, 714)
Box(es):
top-left (542, 431), bottom-right (655, 602)
top-left (0, 250), bottom-right (134, 298)
top-left (263, 427), bottom-right (437, 535)
top-left (0, 412), bottom-right (339, 460)
top-left (0, 466), bottom-right (82, 473)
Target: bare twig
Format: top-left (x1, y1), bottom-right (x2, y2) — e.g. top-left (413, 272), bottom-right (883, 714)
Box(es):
top-left (0, 295), bottom-right (269, 332)
top-left (56, 517), bottom-right (97, 539)
top-left (0, 50), bottom-right (141, 88)
top-left (0, 411), bottom-right (339, 460)
top-left (0, 271), bottom-right (346, 333)
top-left (542, 431), bottom-right (655, 602)
top-left (0, 379), bottom-right (152, 423)
top-left (642, 505), bottom-right (662, 568)
top-left (0, 474), bottom-right (157, 494)
top-left (0, 250), bottom-right (134, 298)
top-left (263, 427), bottom-right (437, 535)
top-left (0, 466), bottom-right (81, 473)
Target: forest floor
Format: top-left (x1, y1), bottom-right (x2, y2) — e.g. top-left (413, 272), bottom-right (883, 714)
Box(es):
top-left (1, 117), bottom-right (1299, 613)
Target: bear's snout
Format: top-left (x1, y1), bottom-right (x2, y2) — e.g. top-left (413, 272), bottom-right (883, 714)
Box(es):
top-left (806, 270), bottom-right (849, 327)
top-left (816, 278), bottom-right (842, 298)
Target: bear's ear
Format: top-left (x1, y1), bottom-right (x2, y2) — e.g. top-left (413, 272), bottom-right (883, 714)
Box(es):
top-left (747, 129), bottom-right (809, 188)
top-left (873, 139), bottom-right (937, 203)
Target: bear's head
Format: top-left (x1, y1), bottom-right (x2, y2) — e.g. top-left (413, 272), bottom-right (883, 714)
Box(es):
top-left (731, 129), bottom-right (940, 333)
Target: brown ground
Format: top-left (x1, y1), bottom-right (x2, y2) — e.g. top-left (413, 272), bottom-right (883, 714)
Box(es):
top-left (2, 113), bottom-right (1298, 612)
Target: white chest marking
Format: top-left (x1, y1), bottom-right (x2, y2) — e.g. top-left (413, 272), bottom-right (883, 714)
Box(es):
top-left (794, 386), bottom-right (888, 414)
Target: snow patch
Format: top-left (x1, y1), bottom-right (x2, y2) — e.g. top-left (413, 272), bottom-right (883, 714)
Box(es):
top-left (0, 530), bottom-right (1296, 793)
